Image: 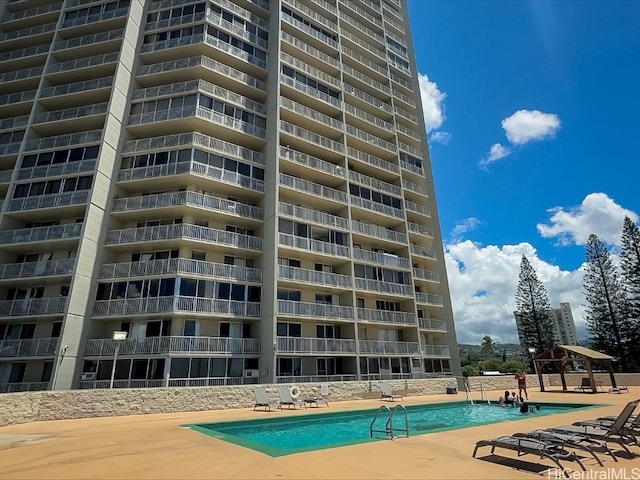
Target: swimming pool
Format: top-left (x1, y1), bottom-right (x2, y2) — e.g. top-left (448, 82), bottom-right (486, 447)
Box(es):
top-left (187, 401), bottom-right (598, 457)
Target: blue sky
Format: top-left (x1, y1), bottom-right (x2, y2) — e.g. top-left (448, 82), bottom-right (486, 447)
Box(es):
top-left (407, 1), bottom-right (640, 344)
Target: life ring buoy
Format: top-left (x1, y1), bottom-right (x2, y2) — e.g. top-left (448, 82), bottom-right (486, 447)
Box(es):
top-left (289, 385), bottom-right (301, 400)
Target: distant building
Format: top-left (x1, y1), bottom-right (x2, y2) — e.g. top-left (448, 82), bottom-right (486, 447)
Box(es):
top-left (514, 302), bottom-right (579, 348)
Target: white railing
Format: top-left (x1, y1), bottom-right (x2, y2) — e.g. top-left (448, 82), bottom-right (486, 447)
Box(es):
top-left (279, 173), bottom-right (347, 203)
top-left (348, 170), bottom-right (401, 197)
top-left (279, 202), bottom-right (349, 230)
top-left (0, 337), bottom-right (58, 357)
top-left (99, 258), bottom-right (262, 283)
top-left (422, 344), bottom-right (451, 357)
top-left (3, 2), bottom-right (61, 23)
top-left (84, 336), bottom-right (260, 356)
top-left (7, 191), bottom-right (90, 212)
top-left (400, 160), bottom-right (425, 176)
top-left (279, 147), bottom-right (345, 178)
top-left (415, 293), bottom-right (444, 306)
top-left (0, 297), bottom-right (67, 316)
top-left (0, 223), bottom-right (83, 245)
top-left (23, 130), bottom-right (103, 153)
top-left (354, 278), bottom-right (413, 296)
top-left (61, 6), bottom-right (129, 28)
top-left (0, 44), bottom-right (49, 63)
top-left (278, 265), bottom-right (352, 288)
top-left (275, 374), bottom-right (357, 384)
top-left (0, 258), bottom-right (75, 280)
top-left (359, 340), bottom-right (420, 355)
top-left (280, 97), bottom-right (343, 130)
top-left (78, 377), bottom-right (258, 389)
top-left (347, 147), bottom-right (399, 174)
top-left (111, 191), bottom-right (263, 220)
top-left (92, 296), bottom-right (261, 317)
top-left (281, 32), bottom-right (341, 69)
top-left (405, 200), bottom-right (431, 217)
top-left (350, 196), bottom-right (404, 219)
top-left (353, 248), bottom-right (410, 269)
top-left (410, 244), bottom-right (437, 260)
top-left (105, 224), bottom-right (263, 251)
top-left (279, 75), bottom-right (342, 109)
top-left (46, 52), bottom-right (119, 74)
top-left (357, 308), bottom-right (416, 325)
top-left (277, 300), bottom-right (353, 320)
top-left (351, 221), bottom-right (407, 244)
top-left (408, 222), bottom-right (434, 238)
top-left (279, 233), bottom-right (350, 258)
top-left (412, 267), bottom-right (439, 283)
top-left (17, 159), bottom-right (96, 181)
top-left (52, 29), bottom-right (124, 52)
top-left (418, 318), bottom-right (447, 332)
top-left (32, 102), bottom-right (108, 124)
top-left (276, 336), bottom-right (356, 354)
top-left (0, 382), bottom-right (49, 393)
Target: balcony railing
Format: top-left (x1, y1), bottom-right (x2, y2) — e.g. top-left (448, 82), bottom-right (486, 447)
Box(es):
top-left (422, 344), bottom-right (450, 357)
top-left (111, 191), bottom-right (263, 220)
top-left (280, 120), bottom-right (344, 154)
top-left (402, 180), bottom-right (428, 197)
top-left (359, 340), bottom-right (420, 355)
top-left (408, 222), bottom-right (434, 238)
top-left (61, 6), bottom-right (129, 29)
top-left (275, 374), bottom-right (357, 384)
top-left (280, 147), bottom-right (345, 178)
top-left (39, 76), bottom-right (113, 99)
top-left (415, 292), bottom-right (443, 306)
top-left (0, 223), bottom-right (83, 246)
top-left (351, 221), bottom-right (406, 244)
top-left (277, 300), bottom-right (353, 320)
top-left (412, 267), bottom-right (440, 283)
top-left (400, 160), bottom-right (425, 176)
top-left (350, 196), bottom-right (404, 219)
top-left (92, 296), bottom-right (261, 317)
top-left (280, 32), bottom-right (341, 69)
top-left (279, 202), bottom-right (349, 230)
top-left (0, 258), bottom-right (75, 280)
top-left (31, 102), bottom-right (108, 124)
top-left (280, 173), bottom-right (347, 203)
top-left (7, 191), bottom-right (90, 212)
top-left (276, 336), bottom-right (356, 354)
top-left (0, 297), bottom-right (67, 317)
top-left (405, 200), bottom-right (431, 217)
top-left (117, 159), bottom-right (264, 192)
top-left (105, 224), bottom-right (263, 251)
top-left (99, 258), bottom-right (262, 283)
top-left (46, 52), bottom-right (119, 75)
top-left (17, 159), bottom-right (97, 181)
top-left (23, 130), bottom-right (103, 153)
top-left (354, 278), bottom-right (413, 296)
top-left (279, 233), bottom-right (350, 258)
top-left (278, 265), bottom-right (352, 288)
top-left (78, 377), bottom-right (258, 389)
top-left (0, 337), bottom-right (58, 357)
top-left (84, 336), bottom-right (260, 356)
top-left (418, 318), bottom-right (447, 332)
top-left (410, 244), bottom-right (437, 260)
top-left (0, 382), bottom-right (49, 393)
top-left (353, 248), bottom-right (410, 269)
top-left (357, 308), bottom-right (416, 325)
top-left (347, 147), bottom-right (399, 174)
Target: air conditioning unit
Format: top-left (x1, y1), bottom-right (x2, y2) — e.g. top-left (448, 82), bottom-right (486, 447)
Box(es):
top-left (244, 369), bottom-right (259, 378)
top-left (81, 372), bottom-right (96, 381)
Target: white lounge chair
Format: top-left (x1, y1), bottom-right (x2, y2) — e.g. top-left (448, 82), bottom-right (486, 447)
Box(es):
top-left (253, 386), bottom-right (277, 411)
top-left (380, 382), bottom-right (403, 401)
top-left (277, 385), bottom-right (306, 409)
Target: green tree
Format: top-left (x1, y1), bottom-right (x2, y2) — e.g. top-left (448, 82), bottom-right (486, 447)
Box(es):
top-left (583, 234), bottom-right (630, 370)
top-left (515, 255), bottom-right (556, 358)
top-left (619, 217), bottom-right (640, 369)
top-left (479, 335), bottom-right (498, 357)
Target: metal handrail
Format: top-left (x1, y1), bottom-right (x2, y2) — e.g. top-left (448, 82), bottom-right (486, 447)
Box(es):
top-left (369, 404), bottom-right (409, 439)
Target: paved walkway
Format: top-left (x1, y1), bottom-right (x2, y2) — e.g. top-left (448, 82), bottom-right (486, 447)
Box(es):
top-left (0, 389), bottom-right (638, 479)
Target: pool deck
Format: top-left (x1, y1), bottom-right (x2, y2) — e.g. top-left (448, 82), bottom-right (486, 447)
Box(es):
top-left (0, 388), bottom-right (638, 479)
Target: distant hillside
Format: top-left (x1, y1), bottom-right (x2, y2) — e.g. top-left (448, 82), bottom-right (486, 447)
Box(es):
top-left (458, 343), bottom-right (524, 359)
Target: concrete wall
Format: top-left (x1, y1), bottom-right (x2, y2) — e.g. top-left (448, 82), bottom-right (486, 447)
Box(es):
top-left (2, 373), bottom-right (637, 428)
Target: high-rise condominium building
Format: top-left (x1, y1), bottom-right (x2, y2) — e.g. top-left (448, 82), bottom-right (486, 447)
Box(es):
top-left (0, 0), bottom-right (460, 392)
top-left (514, 302), bottom-right (579, 349)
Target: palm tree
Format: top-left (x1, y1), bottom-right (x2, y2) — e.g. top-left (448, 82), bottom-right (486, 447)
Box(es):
top-left (480, 335), bottom-right (498, 357)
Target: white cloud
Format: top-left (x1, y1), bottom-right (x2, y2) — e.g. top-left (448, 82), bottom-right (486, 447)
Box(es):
top-left (418, 73), bottom-right (446, 133)
top-left (480, 143), bottom-right (511, 166)
top-left (446, 241), bottom-right (587, 344)
top-left (501, 109), bottom-right (561, 145)
top-left (449, 217), bottom-right (482, 243)
top-left (537, 193), bottom-right (639, 246)
top-left (429, 131), bottom-right (452, 145)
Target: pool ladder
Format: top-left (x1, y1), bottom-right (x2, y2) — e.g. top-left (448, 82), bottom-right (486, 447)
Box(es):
top-left (369, 404), bottom-right (409, 439)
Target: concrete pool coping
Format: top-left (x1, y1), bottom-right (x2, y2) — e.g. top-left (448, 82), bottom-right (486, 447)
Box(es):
top-left (0, 388), bottom-right (638, 479)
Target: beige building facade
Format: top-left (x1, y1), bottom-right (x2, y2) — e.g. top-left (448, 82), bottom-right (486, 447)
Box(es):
top-left (0, 0), bottom-right (460, 392)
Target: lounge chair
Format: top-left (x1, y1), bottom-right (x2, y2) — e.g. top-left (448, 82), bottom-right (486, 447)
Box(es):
top-left (574, 378), bottom-right (593, 393)
top-left (609, 386), bottom-right (630, 394)
top-left (253, 386), bottom-right (277, 411)
top-left (380, 382), bottom-right (403, 401)
top-left (277, 385), bottom-right (306, 409)
top-left (549, 400), bottom-right (640, 455)
top-left (514, 429), bottom-right (618, 466)
top-left (473, 435), bottom-right (586, 475)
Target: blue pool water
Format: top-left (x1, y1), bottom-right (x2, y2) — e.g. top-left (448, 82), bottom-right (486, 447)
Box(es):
top-left (187, 401), bottom-right (597, 456)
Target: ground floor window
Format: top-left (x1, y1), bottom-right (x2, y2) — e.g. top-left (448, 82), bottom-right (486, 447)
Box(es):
top-left (277, 357), bottom-right (301, 377)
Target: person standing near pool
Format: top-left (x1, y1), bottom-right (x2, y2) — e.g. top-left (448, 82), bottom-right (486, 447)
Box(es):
top-left (515, 371), bottom-right (528, 400)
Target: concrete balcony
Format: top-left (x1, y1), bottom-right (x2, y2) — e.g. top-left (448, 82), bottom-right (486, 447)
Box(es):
top-left (412, 267), bottom-right (440, 283)
top-left (279, 147), bottom-right (346, 179)
top-left (0, 297), bottom-right (67, 317)
top-left (278, 265), bottom-right (352, 288)
top-left (111, 191), bottom-right (263, 222)
top-left (17, 159), bottom-right (96, 181)
top-left (405, 200), bottom-right (431, 218)
top-left (46, 52), bottom-right (119, 75)
top-left (0, 223), bottom-right (83, 248)
top-left (280, 31), bottom-right (341, 71)
top-left (281, 52), bottom-right (341, 90)
top-left (279, 75), bottom-right (342, 110)
top-left (0, 337), bottom-right (58, 357)
top-left (408, 222), bottom-right (434, 238)
top-left (105, 224), bottom-right (263, 252)
top-left (410, 244), bottom-right (437, 261)
top-left (276, 336), bottom-right (356, 355)
top-left (418, 318), bottom-right (447, 333)
top-left (343, 83), bottom-right (393, 114)
top-left (415, 292), bottom-right (443, 307)
top-left (347, 147), bottom-right (399, 178)
top-left (278, 202), bottom-right (349, 230)
top-left (23, 130), bottom-right (102, 154)
top-left (92, 296), bottom-right (261, 318)
top-left (277, 300), bottom-right (353, 320)
top-left (349, 170), bottom-right (401, 197)
top-left (357, 308), bottom-right (416, 326)
top-left (275, 374), bottom-right (357, 384)
top-left (359, 340), bottom-right (420, 355)
top-left (84, 336), bottom-right (260, 356)
top-left (354, 278), bottom-right (413, 296)
top-left (351, 221), bottom-right (406, 245)
top-left (353, 248), bottom-right (410, 269)
top-left (279, 173), bottom-right (347, 204)
top-left (350, 196), bottom-right (404, 220)
top-left (422, 344), bottom-right (450, 358)
top-left (52, 29), bottom-right (124, 54)
top-left (98, 258), bottom-right (262, 283)
top-left (0, 44), bottom-right (49, 64)
top-left (0, 258), bottom-right (75, 281)
top-left (400, 160), bottom-right (425, 177)
top-left (0, 382), bottom-right (49, 393)
top-left (279, 233), bottom-right (350, 258)
top-left (31, 102), bottom-right (108, 125)
top-left (7, 191), bottom-right (90, 213)
top-left (60, 6), bottom-right (129, 30)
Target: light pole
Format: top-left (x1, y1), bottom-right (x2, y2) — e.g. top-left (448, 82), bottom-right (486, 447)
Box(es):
top-left (109, 331), bottom-right (127, 389)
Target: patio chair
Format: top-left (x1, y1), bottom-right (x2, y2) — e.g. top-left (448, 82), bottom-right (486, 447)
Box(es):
top-left (379, 382), bottom-right (403, 401)
top-left (609, 386), bottom-right (630, 394)
top-left (514, 429), bottom-right (618, 466)
top-left (574, 378), bottom-right (593, 392)
top-left (549, 399), bottom-right (640, 455)
top-left (253, 386), bottom-right (277, 411)
top-left (473, 435), bottom-right (586, 475)
top-left (277, 385), bottom-right (306, 409)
